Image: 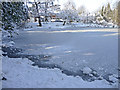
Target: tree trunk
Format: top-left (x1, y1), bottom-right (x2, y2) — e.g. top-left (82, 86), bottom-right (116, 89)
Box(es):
top-left (34, 1), bottom-right (42, 27)
top-left (38, 17), bottom-right (42, 27)
top-left (63, 21), bottom-right (66, 26)
top-left (34, 17), bottom-right (37, 22)
top-left (45, 16), bottom-right (48, 22)
top-left (38, 17), bottom-right (42, 26)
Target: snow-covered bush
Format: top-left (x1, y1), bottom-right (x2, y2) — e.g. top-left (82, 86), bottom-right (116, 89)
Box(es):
top-left (1, 2), bottom-right (29, 37)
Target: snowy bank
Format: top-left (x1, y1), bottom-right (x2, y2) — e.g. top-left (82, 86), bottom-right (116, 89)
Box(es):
top-left (0, 31), bottom-right (2, 90)
top-left (2, 56), bottom-right (118, 88)
top-left (23, 22), bottom-right (118, 31)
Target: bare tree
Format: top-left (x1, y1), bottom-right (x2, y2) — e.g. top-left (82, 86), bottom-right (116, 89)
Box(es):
top-left (77, 5), bottom-right (86, 15)
top-left (63, 0), bottom-right (76, 10)
top-left (34, 0), bottom-right (42, 26)
top-left (61, 0), bottom-right (78, 25)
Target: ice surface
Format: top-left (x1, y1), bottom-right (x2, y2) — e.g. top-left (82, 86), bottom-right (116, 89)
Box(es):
top-left (2, 23), bottom-right (118, 88)
top-left (13, 27), bottom-right (118, 76)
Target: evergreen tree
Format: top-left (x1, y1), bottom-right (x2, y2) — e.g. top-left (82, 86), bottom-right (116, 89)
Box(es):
top-left (101, 6), bottom-right (104, 16)
top-left (1, 2), bottom-right (28, 37)
top-left (117, 1), bottom-right (120, 27)
top-left (106, 3), bottom-right (112, 18)
top-left (99, 2), bottom-right (114, 22)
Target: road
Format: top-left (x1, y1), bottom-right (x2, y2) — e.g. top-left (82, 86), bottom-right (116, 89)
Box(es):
top-left (13, 28), bottom-right (118, 76)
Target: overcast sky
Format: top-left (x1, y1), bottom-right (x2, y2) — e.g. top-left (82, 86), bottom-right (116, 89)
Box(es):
top-left (55, 0), bottom-right (118, 12)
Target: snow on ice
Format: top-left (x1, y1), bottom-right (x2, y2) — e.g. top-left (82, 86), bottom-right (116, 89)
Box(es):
top-left (2, 56), bottom-right (118, 88)
top-left (82, 67), bottom-right (92, 74)
top-left (109, 75), bottom-right (118, 83)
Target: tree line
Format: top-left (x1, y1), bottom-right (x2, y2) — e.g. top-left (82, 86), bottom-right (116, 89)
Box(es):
top-left (99, 2), bottom-right (119, 26)
top-left (0, 1), bottom-right (120, 37)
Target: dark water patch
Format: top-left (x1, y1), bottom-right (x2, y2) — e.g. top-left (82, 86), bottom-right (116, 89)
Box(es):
top-left (26, 55), bottom-right (51, 61)
top-left (2, 46), bottom-right (22, 54)
top-left (2, 46), bottom-right (51, 61)
top-left (103, 74), bottom-right (116, 83)
top-left (31, 59), bottom-right (101, 82)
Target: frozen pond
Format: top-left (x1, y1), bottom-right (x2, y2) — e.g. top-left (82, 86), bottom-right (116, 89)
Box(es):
top-left (13, 28), bottom-right (118, 76)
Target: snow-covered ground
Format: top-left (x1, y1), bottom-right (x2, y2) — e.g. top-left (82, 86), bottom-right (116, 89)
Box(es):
top-left (23, 22), bottom-right (118, 31)
top-left (24, 22), bottom-right (70, 31)
top-left (2, 22), bottom-right (119, 88)
top-left (2, 56), bottom-right (118, 88)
